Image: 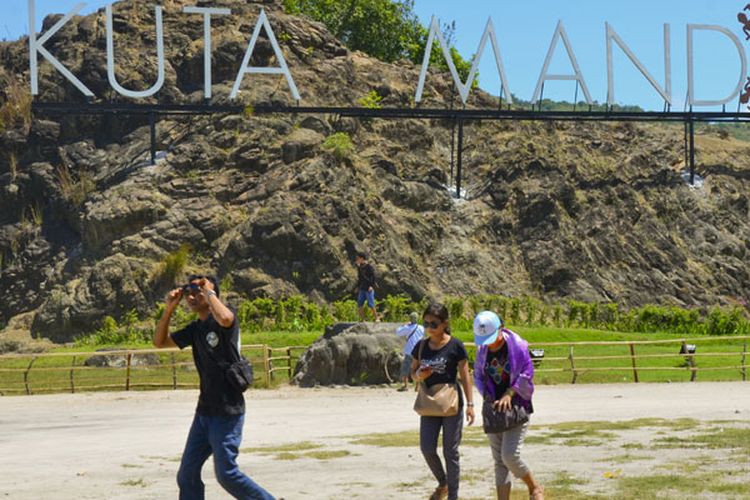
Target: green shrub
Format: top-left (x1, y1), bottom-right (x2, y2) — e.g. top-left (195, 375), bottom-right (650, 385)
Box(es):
top-left (357, 90), bottom-right (382, 109)
top-left (705, 307), bottom-right (747, 336)
top-left (322, 132), bottom-right (354, 160)
top-left (154, 245), bottom-right (191, 286)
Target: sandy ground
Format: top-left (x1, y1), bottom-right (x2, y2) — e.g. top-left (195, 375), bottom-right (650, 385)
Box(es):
top-left (0, 382), bottom-right (748, 499)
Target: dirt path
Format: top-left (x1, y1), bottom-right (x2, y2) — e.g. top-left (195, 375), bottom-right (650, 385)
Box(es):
top-left (1, 382), bottom-right (748, 499)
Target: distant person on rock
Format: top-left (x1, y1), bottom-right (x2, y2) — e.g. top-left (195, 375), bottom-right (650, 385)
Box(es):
top-left (153, 274), bottom-right (276, 500)
top-left (355, 252), bottom-right (380, 322)
top-left (395, 312), bottom-right (425, 391)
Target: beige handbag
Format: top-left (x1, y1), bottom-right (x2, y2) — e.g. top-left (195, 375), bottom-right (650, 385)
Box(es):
top-left (413, 339), bottom-right (459, 417)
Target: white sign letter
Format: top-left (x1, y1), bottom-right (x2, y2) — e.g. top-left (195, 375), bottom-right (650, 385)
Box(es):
top-left (231, 9), bottom-right (300, 101)
top-left (415, 17), bottom-right (513, 105)
top-left (607, 23), bottom-right (671, 106)
top-left (688, 25), bottom-right (748, 107)
top-left (28, 0), bottom-right (94, 96)
top-left (106, 4), bottom-right (165, 99)
top-left (183, 6), bottom-right (231, 99)
top-left (533, 21), bottom-right (592, 104)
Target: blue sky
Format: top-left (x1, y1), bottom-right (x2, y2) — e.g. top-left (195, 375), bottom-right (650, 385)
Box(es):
top-left (5, 0), bottom-right (750, 110)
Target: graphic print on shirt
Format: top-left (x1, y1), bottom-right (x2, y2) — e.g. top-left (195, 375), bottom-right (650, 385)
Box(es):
top-left (206, 331), bottom-right (219, 348)
top-left (421, 356), bottom-right (448, 374)
top-left (487, 355), bottom-right (510, 386)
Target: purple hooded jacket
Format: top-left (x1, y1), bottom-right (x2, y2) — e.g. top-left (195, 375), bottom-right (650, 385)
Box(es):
top-left (474, 328), bottom-right (535, 410)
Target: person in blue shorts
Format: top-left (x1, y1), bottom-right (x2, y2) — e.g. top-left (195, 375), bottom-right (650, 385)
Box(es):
top-left (355, 252), bottom-right (380, 322)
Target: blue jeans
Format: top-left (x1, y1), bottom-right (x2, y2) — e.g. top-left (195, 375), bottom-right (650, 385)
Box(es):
top-left (357, 289), bottom-right (376, 308)
top-left (177, 413), bottom-right (275, 500)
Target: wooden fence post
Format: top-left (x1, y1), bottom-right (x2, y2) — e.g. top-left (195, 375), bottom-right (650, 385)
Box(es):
top-left (568, 346), bottom-right (578, 384)
top-left (24, 357), bottom-right (38, 395)
top-left (70, 356), bottom-right (76, 394)
top-left (742, 339), bottom-right (747, 382)
top-left (171, 352), bottom-right (177, 390)
top-left (629, 343), bottom-right (639, 383)
top-left (286, 347), bottom-right (292, 378)
top-left (125, 353), bottom-right (133, 391)
top-left (263, 345), bottom-right (271, 385)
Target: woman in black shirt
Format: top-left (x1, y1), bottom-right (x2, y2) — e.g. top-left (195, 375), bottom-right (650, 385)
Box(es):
top-left (410, 303), bottom-right (475, 500)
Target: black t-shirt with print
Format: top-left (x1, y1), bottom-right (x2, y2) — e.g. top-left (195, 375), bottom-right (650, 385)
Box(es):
top-left (411, 337), bottom-right (468, 387)
top-left (171, 313), bottom-right (245, 416)
top-left (485, 344), bottom-right (511, 397)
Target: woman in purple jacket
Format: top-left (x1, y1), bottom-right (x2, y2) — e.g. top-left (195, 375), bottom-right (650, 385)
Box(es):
top-left (473, 311), bottom-right (544, 500)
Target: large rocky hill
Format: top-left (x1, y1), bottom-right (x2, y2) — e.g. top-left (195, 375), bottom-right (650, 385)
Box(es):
top-left (1, 0), bottom-right (749, 342)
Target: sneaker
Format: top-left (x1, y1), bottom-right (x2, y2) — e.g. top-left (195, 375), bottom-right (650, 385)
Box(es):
top-left (429, 485), bottom-right (448, 500)
top-left (397, 386), bottom-right (408, 392)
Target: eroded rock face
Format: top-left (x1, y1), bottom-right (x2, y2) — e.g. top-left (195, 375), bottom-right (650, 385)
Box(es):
top-left (292, 323), bottom-right (407, 387)
top-left (0, 0), bottom-right (748, 343)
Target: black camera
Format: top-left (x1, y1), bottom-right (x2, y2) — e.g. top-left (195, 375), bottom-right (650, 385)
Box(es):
top-left (181, 283), bottom-right (201, 294)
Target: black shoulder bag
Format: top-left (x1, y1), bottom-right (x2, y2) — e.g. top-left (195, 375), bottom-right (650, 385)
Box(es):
top-left (206, 338), bottom-right (254, 392)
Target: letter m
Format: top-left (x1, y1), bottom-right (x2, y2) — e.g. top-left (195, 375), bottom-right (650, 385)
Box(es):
top-left (415, 17), bottom-right (512, 105)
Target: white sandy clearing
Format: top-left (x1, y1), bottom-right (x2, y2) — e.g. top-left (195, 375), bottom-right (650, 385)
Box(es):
top-left (0, 382), bottom-right (748, 499)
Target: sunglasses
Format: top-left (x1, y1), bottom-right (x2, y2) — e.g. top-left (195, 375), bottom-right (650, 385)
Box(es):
top-left (423, 320), bottom-right (442, 329)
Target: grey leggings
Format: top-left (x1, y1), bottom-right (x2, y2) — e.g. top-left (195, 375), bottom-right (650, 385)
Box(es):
top-left (487, 422), bottom-right (531, 486)
top-left (420, 411), bottom-right (463, 500)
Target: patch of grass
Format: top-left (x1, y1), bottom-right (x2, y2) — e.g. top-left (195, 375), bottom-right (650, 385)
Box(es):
top-left (242, 441), bottom-right (321, 454)
top-left (270, 449), bottom-right (353, 461)
top-left (152, 245), bottom-right (191, 285)
top-left (607, 453), bottom-right (644, 464)
top-left (621, 442), bottom-right (645, 450)
top-left (616, 472), bottom-right (750, 499)
top-left (657, 455), bottom-right (717, 474)
top-left (120, 478), bottom-right (148, 487)
top-left (542, 418), bottom-right (700, 433)
top-left (350, 430), bottom-right (417, 448)
top-left (654, 426), bottom-right (750, 453)
top-left (303, 449), bottom-right (353, 460)
top-left (120, 463), bottom-right (144, 469)
top-left (322, 132), bottom-right (354, 160)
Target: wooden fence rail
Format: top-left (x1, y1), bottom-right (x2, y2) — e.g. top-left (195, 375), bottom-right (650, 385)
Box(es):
top-left (0, 337), bottom-right (747, 395)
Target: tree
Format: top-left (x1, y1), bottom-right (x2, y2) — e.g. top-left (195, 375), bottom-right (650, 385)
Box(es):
top-left (283, 0), bottom-right (473, 82)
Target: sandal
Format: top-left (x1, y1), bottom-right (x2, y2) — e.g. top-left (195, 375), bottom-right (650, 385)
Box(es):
top-left (429, 485), bottom-right (448, 500)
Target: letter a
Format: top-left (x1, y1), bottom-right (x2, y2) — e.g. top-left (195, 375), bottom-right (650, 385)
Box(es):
top-left (28, 0), bottom-right (94, 96)
top-left (532, 21), bottom-right (592, 104)
top-left (231, 9), bottom-right (300, 101)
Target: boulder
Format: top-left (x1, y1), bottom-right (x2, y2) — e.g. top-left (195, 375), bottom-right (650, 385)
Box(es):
top-left (292, 322), bottom-right (410, 387)
top-left (84, 349), bottom-right (160, 368)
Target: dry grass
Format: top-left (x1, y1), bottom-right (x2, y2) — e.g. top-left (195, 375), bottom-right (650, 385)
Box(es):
top-left (0, 77), bottom-right (32, 134)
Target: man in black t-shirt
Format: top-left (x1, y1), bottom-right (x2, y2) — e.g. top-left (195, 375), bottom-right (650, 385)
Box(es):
top-left (153, 274), bottom-right (275, 500)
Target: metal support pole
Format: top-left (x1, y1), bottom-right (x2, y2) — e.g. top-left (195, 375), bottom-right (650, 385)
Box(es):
top-left (684, 121), bottom-right (689, 173)
top-left (149, 112), bottom-right (157, 166)
top-left (450, 118), bottom-right (456, 187)
top-left (689, 118), bottom-right (695, 185)
top-left (573, 81), bottom-right (579, 112)
top-left (456, 118), bottom-right (464, 199)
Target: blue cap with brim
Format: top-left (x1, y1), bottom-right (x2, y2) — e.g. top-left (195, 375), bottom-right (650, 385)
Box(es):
top-left (473, 311), bottom-right (502, 346)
